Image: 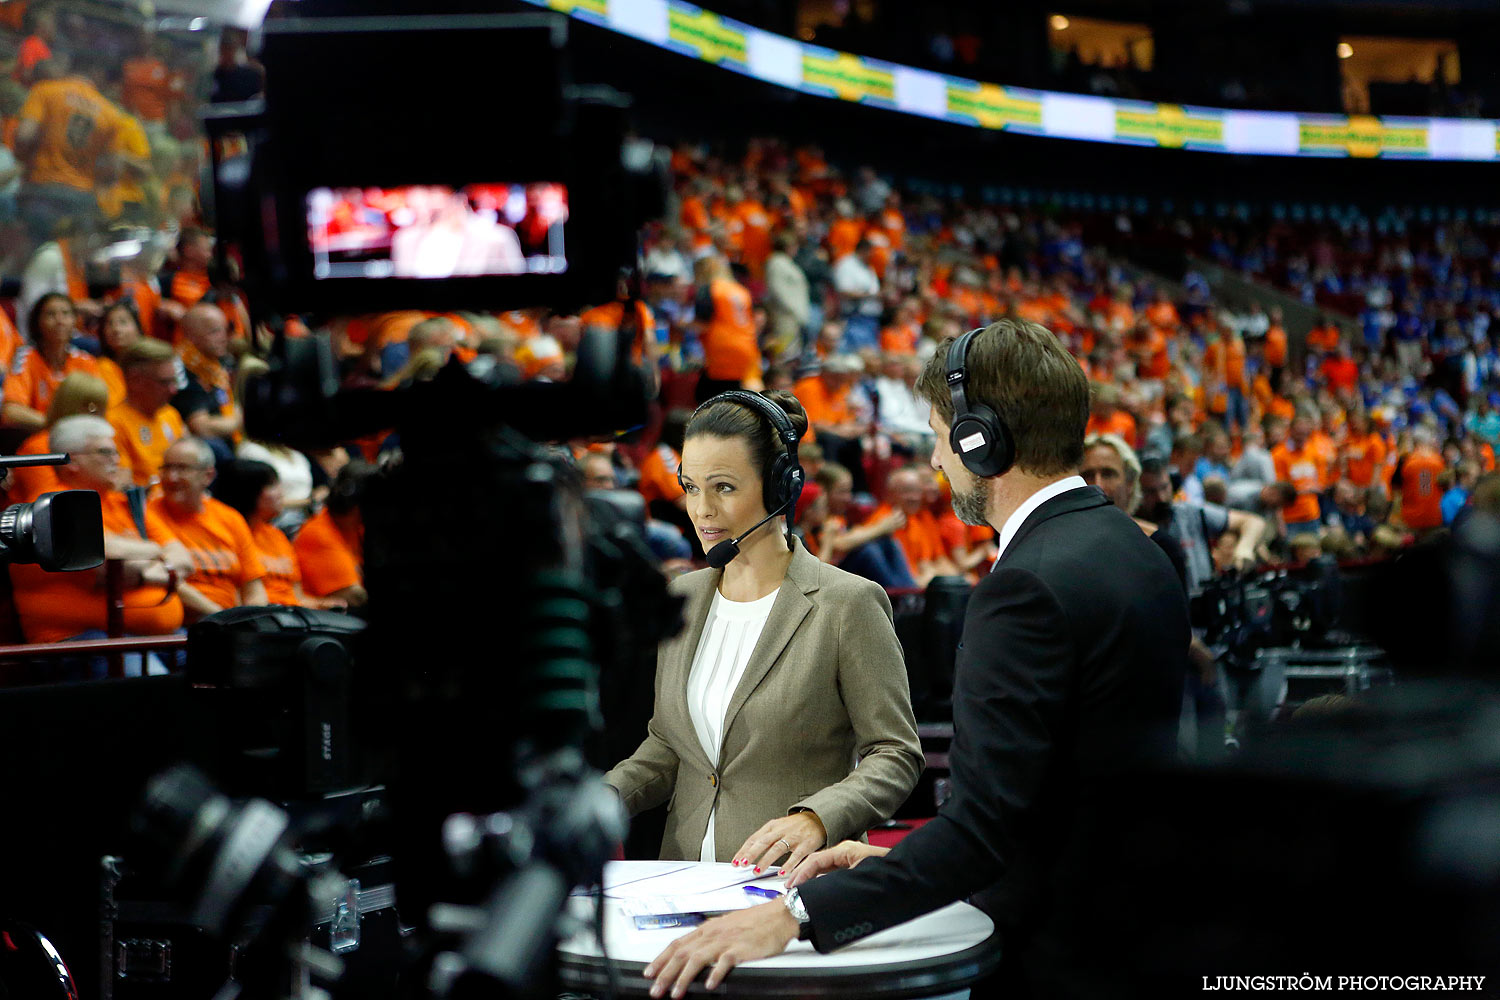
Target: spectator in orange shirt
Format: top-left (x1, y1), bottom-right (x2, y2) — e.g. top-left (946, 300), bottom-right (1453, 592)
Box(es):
top-left (1263, 310), bottom-right (1288, 375)
top-left (108, 338), bottom-right (187, 487)
top-left (294, 461), bottom-right (370, 608)
top-left (2, 292), bottom-right (100, 431)
top-left (97, 301), bottom-right (147, 408)
top-left (1317, 341), bottom-right (1359, 396)
top-left (9, 414), bottom-right (193, 658)
top-left (695, 253), bottom-right (761, 400)
top-left (1085, 381), bottom-right (1138, 449)
top-left (120, 30), bottom-right (180, 127)
top-left (149, 437), bottom-right (266, 619)
top-left (165, 227), bottom-right (214, 310)
top-left (8, 370), bottom-right (109, 502)
top-left (1271, 413), bottom-right (1328, 535)
top-left (15, 47), bottom-right (122, 241)
top-left (794, 356), bottom-right (864, 439)
top-left (214, 459), bottom-right (345, 610)
top-left (1339, 409), bottom-right (1387, 490)
top-left (1392, 427), bottom-right (1446, 534)
top-left (870, 466), bottom-right (959, 587)
top-left (826, 198), bottom-right (863, 262)
top-left (1305, 314), bottom-right (1341, 355)
top-left (879, 299), bottom-right (922, 356)
top-left (15, 6), bottom-right (57, 87)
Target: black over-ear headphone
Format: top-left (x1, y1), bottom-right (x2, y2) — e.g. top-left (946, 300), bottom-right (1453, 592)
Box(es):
top-left (946, 327), bottom-right (1016, 478)
top-left (684, 390), bottom-right (805, 521)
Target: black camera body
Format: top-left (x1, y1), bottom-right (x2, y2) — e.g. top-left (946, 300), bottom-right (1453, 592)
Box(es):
top-left (1194, 558), bottom-right (1345, 668)
top-left (211, 12), bottom-right (664, 318)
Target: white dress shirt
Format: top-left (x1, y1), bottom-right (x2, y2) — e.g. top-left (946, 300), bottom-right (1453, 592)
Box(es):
top-left (992, 476), bottom-right (1089, 567)
top-left (685, 587), bottom-right (780, 861)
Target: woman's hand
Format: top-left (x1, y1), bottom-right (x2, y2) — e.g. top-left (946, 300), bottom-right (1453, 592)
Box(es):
top-left (784, 840), bottom-right (889, 888)
top-left (730, 810), bottom-right (827, 874)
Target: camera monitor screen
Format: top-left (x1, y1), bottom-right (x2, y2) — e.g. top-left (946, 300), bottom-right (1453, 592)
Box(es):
top-left (306, 183), bottom-right (569, 280)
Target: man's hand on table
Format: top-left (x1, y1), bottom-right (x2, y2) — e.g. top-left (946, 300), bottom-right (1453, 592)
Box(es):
top-left (645, 840), bottom-right (893, 995)
top-left (644, 900), bottom-right (798, 997)
top-left (785, 840), bottom-right (888, 888)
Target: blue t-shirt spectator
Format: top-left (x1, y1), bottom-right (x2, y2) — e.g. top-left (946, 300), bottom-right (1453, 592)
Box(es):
top-left (1442, 486), bottom-right (1470, 526)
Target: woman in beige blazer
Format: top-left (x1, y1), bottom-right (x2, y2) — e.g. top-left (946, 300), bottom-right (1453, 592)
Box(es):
top-left (606, 390), bottom-right (922, 874)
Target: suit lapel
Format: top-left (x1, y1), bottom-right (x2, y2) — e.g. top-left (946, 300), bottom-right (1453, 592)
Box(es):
top-left (997, 486), bottom-right (1109, 567)
top-left (718, 542), bottom-right (820, 750)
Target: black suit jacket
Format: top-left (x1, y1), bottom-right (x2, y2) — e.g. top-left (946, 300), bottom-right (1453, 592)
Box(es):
top-left (799, 486), bottom-right (1188, 996)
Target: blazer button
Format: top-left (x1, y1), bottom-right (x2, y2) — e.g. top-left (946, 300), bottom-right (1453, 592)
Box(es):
top-left (709, 773), bottom-right (718, 788)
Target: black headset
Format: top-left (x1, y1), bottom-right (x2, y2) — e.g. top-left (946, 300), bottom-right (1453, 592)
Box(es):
top-left (684, 390), bottom-right (805, 521)
top-left (946, 327), bottom-right (1016, 478)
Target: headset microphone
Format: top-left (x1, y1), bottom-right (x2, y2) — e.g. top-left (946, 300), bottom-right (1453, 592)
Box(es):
top-left (704, 494), bottom-right (796, 569)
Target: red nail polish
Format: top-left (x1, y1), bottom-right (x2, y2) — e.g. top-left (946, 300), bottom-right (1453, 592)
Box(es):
top-left (754, 866), bottom-right (763, 873)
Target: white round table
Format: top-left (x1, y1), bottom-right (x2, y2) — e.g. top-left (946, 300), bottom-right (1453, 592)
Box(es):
top-left (557, 861), bottom-right (999, 998)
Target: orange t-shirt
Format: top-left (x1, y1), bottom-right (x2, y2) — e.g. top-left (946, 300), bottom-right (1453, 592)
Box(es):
top-left (0, 306), bottom-right (21, 374)
top-left (6, 429), bottom-right (62, 502)
top-left (827, 218), bottom-right (863, 261)
top-left (2, 346), bottom-right (101, 414)
top-left (168, 268), bottom-right (210, 308)
top-left (637, 444), bottom-right (684, 505)
top-left (108, 280), bottom-right (162, 340)
top-left (148, 495), bottom-right (266, 610)
top-left (1272, 442), bottom-right (1327, 525)
top-left (1133, 328), bottom-right (1170, 379)
top-left (733, 200), bottom-right (773, 278)
top-left (1265, 325), bottom-right (1288, 367)
top-left (870, 504), bottom-right (945, 570)
top-left (10, 489), bottom-right (184, 643)
top-left (17, 36), bottom-right (51, 80)
top-left (19, 77), bottom-right (123, 191)
top-left (294, 508), bottom-right (362, 598)
top-left (793, 374), bottom-right (855, 429)
top-left (1398, 447), bottom-right (1446, 531)
top-left (97, 357), bottom-right (126, 409)
top-left (1306, 324), bottom-right (1340, 354)
top-left (880, 322), bottom-right (919, 355)
top-left (1306, 431), bottom-right (1339, 478)
top-left (702, 277), bottom-right (759, 381)
top-left (109, 401), bottom-right (187, 486)
top-left (120, 56), bottom-right (176, 123)
top-left (251, 520), bottom-right (303, 606)
top-left (1342, 432), bottom-right (1388, 489)
top-left (1086, 409), bottom-right (1138, 448)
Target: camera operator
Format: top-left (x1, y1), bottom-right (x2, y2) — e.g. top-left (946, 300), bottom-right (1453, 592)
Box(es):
top-left (1138, 455), bottom-right (1267, 595)
top-left (9, 414), bottom-right (196, 668)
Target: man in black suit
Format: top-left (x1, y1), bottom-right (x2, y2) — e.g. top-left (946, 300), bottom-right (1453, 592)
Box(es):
top-left (644, 319), bottom-right (1189, 999)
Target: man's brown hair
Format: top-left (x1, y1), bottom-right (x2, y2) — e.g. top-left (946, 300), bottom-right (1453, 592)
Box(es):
top-left (916, 319), bottom-right (1089, 477)
top-left (120, 338), bottom-right (176, 369)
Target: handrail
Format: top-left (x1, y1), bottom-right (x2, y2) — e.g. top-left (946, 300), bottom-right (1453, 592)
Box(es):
top-left (0, 636), bottom-right (188, 661)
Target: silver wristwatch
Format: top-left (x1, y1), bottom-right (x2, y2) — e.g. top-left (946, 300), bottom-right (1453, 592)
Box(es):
top-left (784, 886), bottom-right (812, 940)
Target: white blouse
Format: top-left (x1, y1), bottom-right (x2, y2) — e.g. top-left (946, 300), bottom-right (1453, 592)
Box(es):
top-left (685, 586), bottom-right (779, 862)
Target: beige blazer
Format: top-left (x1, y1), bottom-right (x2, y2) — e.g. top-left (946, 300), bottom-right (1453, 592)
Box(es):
top-left (605, 538), bottom-right (923, 861)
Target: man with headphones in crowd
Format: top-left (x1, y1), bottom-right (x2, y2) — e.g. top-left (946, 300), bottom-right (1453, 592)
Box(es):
top-left (645, 320), bottom-right (1190, 998)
